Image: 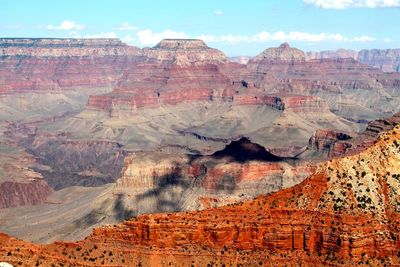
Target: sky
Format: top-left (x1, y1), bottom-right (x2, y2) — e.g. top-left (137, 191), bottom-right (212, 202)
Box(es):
top-left (1, 0), bottom-right (399, 56)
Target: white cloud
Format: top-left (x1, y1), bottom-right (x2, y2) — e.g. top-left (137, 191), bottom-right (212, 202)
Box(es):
top-left (121, 34), bottom-right (135, 44)
top-left (136, 29), bottom-right (189, 46)
top-left (198, 31), bottom-right (377, 43)
top-left (351, 35), bottom-right (377, 42)
top-left (116, 22), bottom-right (138, 31)
top-left (65, 31), bottom-right (117, 39)
top-left (45, 20), bottom-right (85, 31)
top-left (84, 32), bottom-right (117, 38)
top-left (304, 0), bottom-right (400, 9)
top-left (214, 10), bottom-right (224, 16)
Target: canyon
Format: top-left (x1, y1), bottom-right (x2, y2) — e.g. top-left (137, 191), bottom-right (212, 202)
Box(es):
top-left (0, 118), bottom-right (399, 266)
top-left (0, 37), bottom-right (399, 265)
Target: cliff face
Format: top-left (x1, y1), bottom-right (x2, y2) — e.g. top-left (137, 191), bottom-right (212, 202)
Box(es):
top-left (306, 48), bottom-right (400, 72)
top-left (306, 49), bottom-right (358, 61)
top-left (358, 49), bottom-right (400, 72)
top-left (248, 56), bottom-right (384, 92)
top-left (86, 62), bottom-right (235, 113)
top-left (0, 125), bottom-right (399, 266)
top-left (0, 38), bottom-right (142, 94)
top-left (84, 39), bottom-right (232, 114)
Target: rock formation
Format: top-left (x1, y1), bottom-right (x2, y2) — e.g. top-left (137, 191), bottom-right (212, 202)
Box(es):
top-left (0, 124), bottom-right (399, 266)
top-left (247, 44), bottom-right (400, 124)
top-left (142, 39), bottom-right (227, 65)
top-left (0, 38), bottom-right (142, 94)
top-left (252, 42), bottom-right (306, 62)
top-left (358, 49), bottom-right (400, 72)
top-left (0, 140), bottom-right (54, 209)
top-left (307, 48), bottom-right (400, 72)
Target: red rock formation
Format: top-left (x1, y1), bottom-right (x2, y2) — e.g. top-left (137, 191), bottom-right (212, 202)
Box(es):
top-left (0, 125), bottom-right (399, 266)
top-left (279, 94), bottom-right (329, 113)
top-left (232, 93), bottom-right (283, 108)
top-left (86, 59), bottom-right (241, 113)
top-left (0, 38), bottom-right (142, 94)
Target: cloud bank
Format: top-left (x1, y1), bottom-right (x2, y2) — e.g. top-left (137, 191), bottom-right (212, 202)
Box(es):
top-left (304, 0), bottom-right (400, 9)
top-left (45, 20), bottom-right (85, 31)
top-left (133, 29), bottom-right (378, 46)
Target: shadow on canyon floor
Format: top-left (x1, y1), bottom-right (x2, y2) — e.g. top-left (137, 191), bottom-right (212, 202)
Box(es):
top-left (211, 137), bottom-right (283, 163)
top-left (73, 193), bottom-right (137, 230)
top-left (135, 166), bottom-right (191, 213)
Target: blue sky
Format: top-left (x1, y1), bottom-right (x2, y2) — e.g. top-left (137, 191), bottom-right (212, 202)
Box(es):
top-left (1, 0), bottom-right (399, 56)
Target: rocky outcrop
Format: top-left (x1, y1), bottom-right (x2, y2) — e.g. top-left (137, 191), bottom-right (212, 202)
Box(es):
top-left (142, 39), bottom-right (227, 65)
top-left (308, 129), bottom-right (353, 150)
top-left (252, 42), bottom-right (306, 62)
top-left (329, 112), bottom-right (400, 157)
top-left (116, 153), bottom-right (189, 190)
top-left (280, 95), bottom-right (330, 114)
top-left (306, 113), bottom-right (400, 158)
top-left (0, 125), bottom-right (399, 266)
